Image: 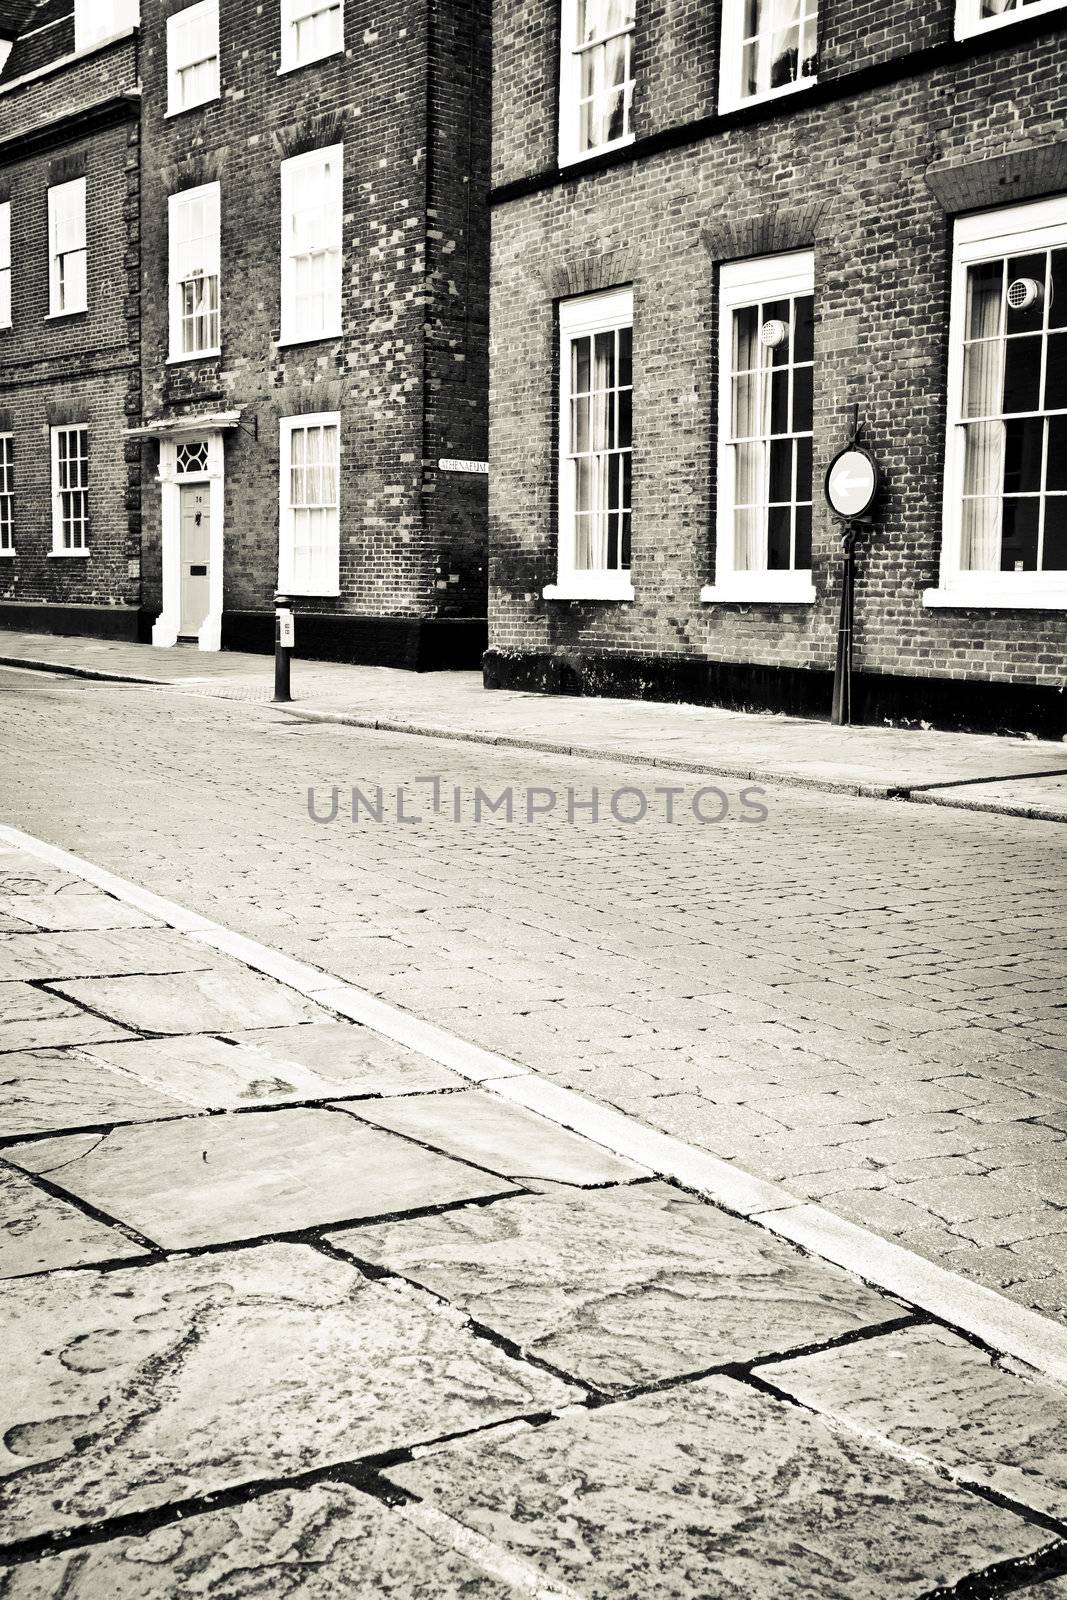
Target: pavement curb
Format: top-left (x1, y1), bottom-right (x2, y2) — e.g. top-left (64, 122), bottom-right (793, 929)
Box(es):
top-left (5, 647), bottom-right (1066, 818)
top-left (4, 819), bottom-right (1067, 1388)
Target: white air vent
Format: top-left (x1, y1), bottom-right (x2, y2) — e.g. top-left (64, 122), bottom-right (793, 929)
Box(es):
top-left (1007, 277), bottom-right (1043, 311)
top-left (760, 318), bottom-right (788, 349)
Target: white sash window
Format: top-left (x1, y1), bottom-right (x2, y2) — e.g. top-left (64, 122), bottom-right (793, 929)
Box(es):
top-left (48, 179), bottom-right (87, 317)
top-left (0, 436), bottom-right (13, 553)
top-left (279, 414), bottom-right (341, 595)
top-left (167, 0), bottom-right (220, 114)
top-left (0, 202), bottom-right (10, 329)
top-left (955, 0), bottom-right (1067, 38)
top-left (280, 146), bottom-right (343, 344)
top-left (281, 0), bottom-right (343, 71)
top-left (928, 197), bottom-right (1067, 610)
top-left (51, 426), bottom-right (89, 553)
top-left (719, 0), bottom-right (818, 113)
top-left (559, 0), bottom-right (636, 165)
top-left (168, 183), bottom-right (221, 358)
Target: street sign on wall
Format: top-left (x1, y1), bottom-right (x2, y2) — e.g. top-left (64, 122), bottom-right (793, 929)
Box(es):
top-left (824, 444), bottom-right (880, 520)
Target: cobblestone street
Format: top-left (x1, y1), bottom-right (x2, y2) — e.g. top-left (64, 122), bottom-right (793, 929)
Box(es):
top-left (2, 664), bottom-right (1065, 1324)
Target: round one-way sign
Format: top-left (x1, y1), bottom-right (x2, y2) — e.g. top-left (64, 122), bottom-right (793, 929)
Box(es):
top-left (824, 445), bottom-right (880, 520)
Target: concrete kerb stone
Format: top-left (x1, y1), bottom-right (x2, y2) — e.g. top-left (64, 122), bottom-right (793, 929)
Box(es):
top-left (4, 821), bottom-right (1067, 1389)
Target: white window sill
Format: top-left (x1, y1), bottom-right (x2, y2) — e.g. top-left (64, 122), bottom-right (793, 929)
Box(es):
top-left (276, 332), bottom-right (342, 349)
top-left (278, 586), bottom-right (341, 599)
top-left (0, 550), bottom-right (15, 558)
top-left (45, 309), bottom-right (88, 320)
top-left (954, 3), bottom-right (1067, 39)
top-left (278, 50), bottom-right (344, 76)
top-left (719, 75), bottom-right (817, 116)
top-left (165, 98), bottom-right (219, 119)
top-left (48, 548), bottom-right (90, 558)
top-left (166, 349), bottom-right (222, 364)
top-left (923, 585), bottom-right (1067, 611)
top-left (701, 577), bottom-right (816, 605)
top-left (543, 575), bottom-right (634, 602)
top-left (558, 132), bottom-right (635, 170)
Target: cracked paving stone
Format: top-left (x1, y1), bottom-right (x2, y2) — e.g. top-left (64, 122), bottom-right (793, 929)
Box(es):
top-left (0, 986), bottom-right (133, 1054)
top-left (0, 1048), bottom-right (197, 1138)
top-left (327, 1182), bottom-right (905, 1390)
top-left (2, 1109), bottom-right (514, 1248)
top-left (0, 1243), bottom-right (578, 1543)
top-left (1, 895), bottom-right (154, 934)
top-left (177, 1024), bottom-right (463, 1100)
top-left (385, 1374), bottom-right (1045, 1600)
top-left (762, 1323), bottom-right (1067, 1521)
top-left (45, 970), bottom-right (333, 1035)
top-left (0, 1166), bottom-right (146, 1278)
top-left (341, 1088), bottom-right (651, 1186)
top-left (0, 1485), bottom-right (512, 1600)
top-left (85, 1022), bottom-right (464, 1109)
top-left (0, 929), bottom-right (223, 984)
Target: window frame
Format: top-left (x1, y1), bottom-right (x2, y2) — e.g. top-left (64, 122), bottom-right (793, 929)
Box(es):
top-left (954, 0), bottom-right (1067, 40)
top-left (167, 182), bottom-right (221, 361)
top-left (717, 0), bottom-right (819, 116)
top-left (546, 285), bottom-right (635, 602)
top-left (279, 0), bottom-right (344, 74)
top-left (166, 0), bottom-right (220, 116)
top-left (49, 424), bottom-right (90, 556)
top-left (703, 249), bottom-right (817, 606)
top-left (74, 0), bottom-right (139, 55)
top-left (0, 434), bottom-right (13, 555)
top-left (278, 144), bottom-right (344, 346)
top-left (927, 194), bottom-right (1067, 611)
top-left (558, 0), bottom-right (637, 169)
top-left (0, 201), bottom-right (10, 329)
top-left (278, 411), bottom-right (342, 596)
top-left (47, 178), bottom-right (87, 318)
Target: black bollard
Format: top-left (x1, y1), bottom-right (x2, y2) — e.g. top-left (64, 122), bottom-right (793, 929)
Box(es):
top-left (273, 592), bottom-right (294, 703)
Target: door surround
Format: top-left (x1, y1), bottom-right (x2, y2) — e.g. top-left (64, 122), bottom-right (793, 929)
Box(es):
top-left (153, 432), bottom-right (226, 651)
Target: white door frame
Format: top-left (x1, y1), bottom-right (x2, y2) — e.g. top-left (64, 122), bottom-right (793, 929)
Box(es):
top-left (153, 432), bottom-right (226, 651)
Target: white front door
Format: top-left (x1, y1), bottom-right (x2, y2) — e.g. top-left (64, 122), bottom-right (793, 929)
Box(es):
top-left (179, 483), bottom-right (211, 637)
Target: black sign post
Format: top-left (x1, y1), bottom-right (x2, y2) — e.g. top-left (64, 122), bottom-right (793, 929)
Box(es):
top-left (273, 592), bottom-right (294, 704)
top-left (824, 416), bottom-right (881, 727)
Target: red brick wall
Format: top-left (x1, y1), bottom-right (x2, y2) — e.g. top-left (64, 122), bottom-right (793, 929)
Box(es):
top-left (139, 0), bottom-right (490, 624)
top-left (487, 4), bottom-right (1067, 695)
top-left (0, 35), bottom-right (141, 612)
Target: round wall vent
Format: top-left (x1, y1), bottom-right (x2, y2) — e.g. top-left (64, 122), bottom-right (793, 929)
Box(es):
top-left (760, 318), bottom-right (788, 349)
top-left (1007, 277), bottom-right (1043, 311)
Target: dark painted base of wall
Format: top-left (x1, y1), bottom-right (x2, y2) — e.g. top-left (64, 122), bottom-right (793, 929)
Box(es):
top-left (483, 649), bottom-right (1067, 740)
top-left (0, 602), bottom-right (152, 643)
top-left (222, 611), bottom-right (488, 671)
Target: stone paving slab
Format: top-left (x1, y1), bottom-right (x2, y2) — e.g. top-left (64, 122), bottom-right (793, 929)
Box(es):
top-left (0, 929), bottom-right (220, 982)
top-left (3, 1109), bottom-right (514, 1248)
top-left (0, 1243), bottom-right (577, 1544)
top-left (2, 894), bottom-right (154, 933)
top-left (223, 1022), bottom-right (465, 1096)
top-left (342, 1088), bottom-right (651, 1186)
top-left (762, 1323), bottom-right (1067, 1520)
top-left (0, 1048), bottom-right (197, 1137)
top-left (46, 969), bottom-right (333, 1035)
top-left (83, 1027), bottom-right (464, 1111)
top-left (0, 1165), bottom-right (145, 1278)
top-left (387, 1375), bottom-right (1046, 1600)
top-left (0, 1483), bottom-right (509, 1599)
top-left (916, 774), bottom-right (1067, 824)
top-left (0, 985), bottom-right (133, 1053)
top-left (329, 1183), bottom-right (906, 1390)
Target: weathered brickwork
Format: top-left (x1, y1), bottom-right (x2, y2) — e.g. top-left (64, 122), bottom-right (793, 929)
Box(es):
top-left (138, 0), bottom-right (489, 649)
top-left (488, 2), bottom-right (1067, 731)
top-left (0, 31), bottom-right (141, 626)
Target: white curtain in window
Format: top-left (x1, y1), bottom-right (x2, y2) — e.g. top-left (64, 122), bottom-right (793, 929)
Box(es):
top-left (961, 263), bottom-right (1004, 570)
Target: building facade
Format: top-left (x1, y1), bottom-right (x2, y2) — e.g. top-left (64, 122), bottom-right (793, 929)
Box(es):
top-left (0, 0), bottom-right (142, 641)
top-left (0, 0), bottom-right (491, 669)
top-left (486, 0), bottom-right (1067, 734)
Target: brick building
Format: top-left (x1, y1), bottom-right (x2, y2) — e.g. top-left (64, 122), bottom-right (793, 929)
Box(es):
top-left (486, 0), bottom-right (1067, 734)
top-left (0, 0), bottom-right (142, 642)
top-left (0, 0), bottom-right (491, 669)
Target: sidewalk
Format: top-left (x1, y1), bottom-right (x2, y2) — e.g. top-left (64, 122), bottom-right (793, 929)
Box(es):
top-left (2, 829), bottom-right (1067, 1597)
top-left (1, 629), bottom-right (1065, 819)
